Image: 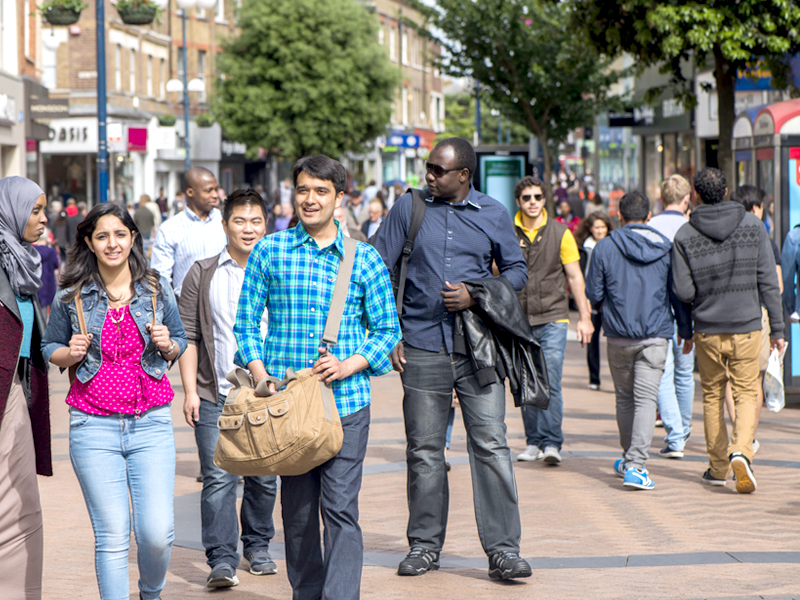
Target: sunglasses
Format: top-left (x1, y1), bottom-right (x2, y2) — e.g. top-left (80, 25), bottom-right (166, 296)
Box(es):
top-left (521, 193), bottom-right (545, 202)
top-left (425, 162), bottom-right (464, 178)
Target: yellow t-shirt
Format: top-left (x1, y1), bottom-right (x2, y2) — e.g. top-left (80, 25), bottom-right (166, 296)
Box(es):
top-left (514, 209), bottom-right (579, 323)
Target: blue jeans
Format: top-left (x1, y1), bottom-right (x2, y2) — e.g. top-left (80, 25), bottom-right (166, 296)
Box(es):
top-left (445, 406), bottom-right (455, 449)
top-left (521, 322), bottom-right (568, 450)
top-left (68, 405), bottom-right (175, 600)
top-left (281, 405), bottom-right (371, 600)
top-left (402, 344), bottom-right (521, 555)
top-left (656, 325), bottom-right (696, 450)
top-left (195, 395), bottom-right (277, 568)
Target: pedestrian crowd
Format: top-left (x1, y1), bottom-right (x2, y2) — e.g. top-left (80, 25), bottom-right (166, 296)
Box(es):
top-left (0, 135), bottom-right (793, 599)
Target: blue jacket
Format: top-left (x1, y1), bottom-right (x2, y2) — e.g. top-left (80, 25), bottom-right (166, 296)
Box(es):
top-left (586, 224), bottom-right (692, 341)
top-left (41, 276), bottom-right (187, 382)
top-left (781, 225), bottom-right (800, 315)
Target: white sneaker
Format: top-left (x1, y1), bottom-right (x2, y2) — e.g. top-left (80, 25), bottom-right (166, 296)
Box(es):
top-left (516, 445), bottom-right (543, 461)
top-left (542, 446), bottom-right (562, 465)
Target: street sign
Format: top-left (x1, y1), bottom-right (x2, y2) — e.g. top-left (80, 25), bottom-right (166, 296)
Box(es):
top-left (386, 133), bottom-right (420, 148)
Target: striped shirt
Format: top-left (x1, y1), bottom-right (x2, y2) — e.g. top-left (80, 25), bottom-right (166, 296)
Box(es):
top-left (210, 249), bottom-right (268, 396)
top-left (234, 222), bottom-right (401, 417)
top-left (150, 207), bottom-right (227, 297)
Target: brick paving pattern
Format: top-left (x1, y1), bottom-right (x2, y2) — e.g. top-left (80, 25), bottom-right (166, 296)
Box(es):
top-left (40, 334), bottom-right (800, 599)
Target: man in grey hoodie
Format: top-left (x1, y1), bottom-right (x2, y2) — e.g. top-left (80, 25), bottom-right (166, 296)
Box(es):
top-left (672, 168), bottom-right (784, 494)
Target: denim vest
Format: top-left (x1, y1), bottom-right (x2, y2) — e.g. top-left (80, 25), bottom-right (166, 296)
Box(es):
top-left (41, 275), bottom-right (187, 383)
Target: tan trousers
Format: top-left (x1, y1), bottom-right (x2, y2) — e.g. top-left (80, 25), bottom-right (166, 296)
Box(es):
top-left (0, 373), bottom-right (44, 599)
top-left (695, 331), bottom-right (761, 480)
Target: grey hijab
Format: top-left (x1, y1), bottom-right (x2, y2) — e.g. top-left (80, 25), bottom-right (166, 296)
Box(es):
top-left (0, 177), bottom-right (44, 297)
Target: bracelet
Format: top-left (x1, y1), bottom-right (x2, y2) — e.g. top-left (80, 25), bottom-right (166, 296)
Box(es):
top-left (161, 341), bottom-right (176, 357)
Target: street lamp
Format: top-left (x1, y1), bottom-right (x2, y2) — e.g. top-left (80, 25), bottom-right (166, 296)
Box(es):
top-left (172, 0), bottom-right (215, 173)
top-left (96, 0), bottom-right (109, 202)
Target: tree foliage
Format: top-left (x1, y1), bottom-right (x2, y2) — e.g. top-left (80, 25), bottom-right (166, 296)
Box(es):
top-left (407, 0), bottom-right (621, 201)
top-left (440, 94), bottom-right (532, 145)
top-left (213, 0), bottom-right (398, 160)
top-left (566, 0), bottom-right (800, 187)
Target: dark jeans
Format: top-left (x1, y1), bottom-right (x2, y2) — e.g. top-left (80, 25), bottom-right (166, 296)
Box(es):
top-left (587, 311), bottom-right (602, 386)
top-left (522, 322), bottom-right (568, 450)
top-left (195, 395), bottom-right (277, 568)
top-left (401, 344), bottom-right (521, 555)
top-left (281, 405), bottom-right (370, 600)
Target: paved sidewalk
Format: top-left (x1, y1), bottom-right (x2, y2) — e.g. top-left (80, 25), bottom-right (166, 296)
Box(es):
top-left (40, 334), bottom-right (800, 599)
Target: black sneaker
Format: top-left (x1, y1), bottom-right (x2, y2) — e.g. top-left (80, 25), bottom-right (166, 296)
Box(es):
top-left (730, 452), bottom-right (757, 494)
top-left (701, 469), bottom-right (726, 486)
top-left (398, 547), bottom-right (440, 576)
top-left (488, 551), bottom-right (532, 580)
top-left (659, 446), bottom-right (684, 459)
top-left (207, 563), bottom-right (239, 588)
top-left (244, 549), bottom-right (278, 575)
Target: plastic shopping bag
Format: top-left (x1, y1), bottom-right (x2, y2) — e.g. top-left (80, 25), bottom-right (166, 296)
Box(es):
top-left (763, 348), bottom-right (785, 413)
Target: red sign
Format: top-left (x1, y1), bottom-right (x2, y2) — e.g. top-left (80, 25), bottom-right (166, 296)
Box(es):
top-left (127, 128), bottom-right (148, 152)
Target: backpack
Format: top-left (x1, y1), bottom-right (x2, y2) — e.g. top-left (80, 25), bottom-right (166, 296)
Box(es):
top-left (369, 188), bottom-right (427, 317)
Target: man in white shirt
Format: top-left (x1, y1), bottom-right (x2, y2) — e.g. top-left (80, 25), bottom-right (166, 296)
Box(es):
top-left (151, 167), bottom-right (227, 297)
top-left (647, 174), bottom-right (695, 459)
top-left (178, 189), bottom-right (276, 589)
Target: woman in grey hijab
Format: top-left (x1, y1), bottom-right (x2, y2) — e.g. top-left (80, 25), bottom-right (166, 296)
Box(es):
top-left (0, 176), bottom-right (51, 599)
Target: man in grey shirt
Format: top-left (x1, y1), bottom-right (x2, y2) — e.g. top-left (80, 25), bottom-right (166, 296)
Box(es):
top-left (647, 175), bottom-right (695, 459)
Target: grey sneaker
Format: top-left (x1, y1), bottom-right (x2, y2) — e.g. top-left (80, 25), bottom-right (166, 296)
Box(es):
top-left (207, 563), bottom-right (239, 588)
top-left (398, 547), bottom-right (440, 576)
top-left (516, 445), bottom-right (543, 462)
top-left (488, 551), bottom-right (532, 580)
top-left (542, 446), bottom-right (562, 465)
top-left (244, 550), bottom-right (278, 575)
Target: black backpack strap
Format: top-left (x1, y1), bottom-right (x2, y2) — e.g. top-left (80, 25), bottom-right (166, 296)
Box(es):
top-left (395, 188), bottom-right (427, 317)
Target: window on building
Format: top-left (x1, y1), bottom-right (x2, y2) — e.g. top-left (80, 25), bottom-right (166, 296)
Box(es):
top-left (389, 28), bottom-right (397, 62)
top-left (197, 50), bottom-right (207, 102)
top-left (146, 56), bottom-right (153, 96)
top-left (129, 49), bottom-right (136, 93)
top-left (402, 87), bottom-right (409, 125)
top-left (216, 0), bottom-right (224, 21)
top-left (115, 45), bottom-right (122, 91)
top-left (378, 25), bottom-right (384, 45)
top-left (160, 58), bottom-right (166, 98)
top-left (401, 32), bottom-right (409, 65)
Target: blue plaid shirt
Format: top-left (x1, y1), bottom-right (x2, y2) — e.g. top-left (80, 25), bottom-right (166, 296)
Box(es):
top-left (234, 222), bottom-right (401, 417)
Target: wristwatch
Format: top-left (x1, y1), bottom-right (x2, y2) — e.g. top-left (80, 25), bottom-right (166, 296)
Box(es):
top-left (162, 341), bottom-right (176, 357)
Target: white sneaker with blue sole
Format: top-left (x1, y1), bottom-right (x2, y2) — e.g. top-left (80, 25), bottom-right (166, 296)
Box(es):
top-left (623, 467), bottom-right (654, 490)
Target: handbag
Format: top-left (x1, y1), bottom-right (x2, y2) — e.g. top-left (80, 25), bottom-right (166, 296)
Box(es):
top-left (68, 287), bottom-right (158, 385)
top-left (213, 236), bottom-right (358, 477)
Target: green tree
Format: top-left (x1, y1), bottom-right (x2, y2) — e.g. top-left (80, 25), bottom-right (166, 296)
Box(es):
top-left (408, 0), bottom-right (621, 201)
top-left (566, 0), bottom-right (800, 187)
top-left (440, 93), bottom-right (531, 145)
top-left (213, 0), bottom-right (398, 160)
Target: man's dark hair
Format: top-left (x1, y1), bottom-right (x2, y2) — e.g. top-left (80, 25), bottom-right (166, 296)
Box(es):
top-left (514, 176), bottom-right (545, 200)
top-left (184, 166), bottom-right (215, 192)
top-left (222, 188), bottom-right (269, 223)
top-left (349, 188), bottom-right (362, 198)
top-left (619, 190), bottom-right (650, 223)
top-left (433, 137), bottom-right (477, 176)
top-left (693, 168), bottom-right (727, 205)
top-left (292, 155), bottom-right (347, 195)
top-left (731, 185), bottom-right (766, 213)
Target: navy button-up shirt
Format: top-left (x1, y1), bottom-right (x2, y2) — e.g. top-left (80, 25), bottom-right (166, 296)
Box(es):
top-left (373, 186), bottom-right (528, 353)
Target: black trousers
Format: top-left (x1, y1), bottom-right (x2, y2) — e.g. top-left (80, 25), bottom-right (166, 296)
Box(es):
top-left (587, 311), bottom-right (602, 385)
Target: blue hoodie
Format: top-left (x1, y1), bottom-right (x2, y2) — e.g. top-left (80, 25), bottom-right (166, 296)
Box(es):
top-left (586, 224), bottom-right (692, 341)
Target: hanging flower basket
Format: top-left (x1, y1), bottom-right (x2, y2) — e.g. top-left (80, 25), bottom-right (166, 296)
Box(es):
top-left (43, 5), bottom-right (82, 25)
top-left (117, 3), bottom-right (158, 24)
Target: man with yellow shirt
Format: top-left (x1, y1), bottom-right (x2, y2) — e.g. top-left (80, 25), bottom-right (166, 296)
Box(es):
top-left (513, 176), bottom-right (594, 464)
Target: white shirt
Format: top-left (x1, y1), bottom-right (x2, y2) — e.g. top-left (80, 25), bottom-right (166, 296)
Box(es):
top-left (150, 207), bottom-right (227, 297)
top-left (209, 249), bottom-right (268, 396)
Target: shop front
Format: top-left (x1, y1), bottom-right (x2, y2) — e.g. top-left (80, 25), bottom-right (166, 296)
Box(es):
top-left (0, 73), bottom-right (26, 178)
top-left (40, 117), bottom-right (99, 204)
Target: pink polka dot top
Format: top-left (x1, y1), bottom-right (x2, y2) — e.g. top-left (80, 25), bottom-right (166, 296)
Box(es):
top-left (66, 305), bottom-right (174, 416)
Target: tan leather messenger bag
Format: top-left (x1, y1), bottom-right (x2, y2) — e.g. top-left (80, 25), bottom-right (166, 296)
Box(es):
top-left (213, 236), bottom-right (358, 477)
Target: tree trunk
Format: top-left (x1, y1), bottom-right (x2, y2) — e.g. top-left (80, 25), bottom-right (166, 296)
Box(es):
top-left (539, 133), bottom-right (556, 216)
top-left (713, 44), bottom-right (736, 194)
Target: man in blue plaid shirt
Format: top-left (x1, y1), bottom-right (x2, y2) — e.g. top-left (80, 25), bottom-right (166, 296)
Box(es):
top-left (234, 155), bottom-right (400, 600)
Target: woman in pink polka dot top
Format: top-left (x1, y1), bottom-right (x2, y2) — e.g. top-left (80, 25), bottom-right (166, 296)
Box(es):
top-left (41, 202), bottom-right (187, 600)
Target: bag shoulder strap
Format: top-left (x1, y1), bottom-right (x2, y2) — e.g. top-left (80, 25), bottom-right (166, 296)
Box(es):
top-left (74, 290), bottom-right (87, 336)
top-left (149, 279), bottom-right (157, 329)
top-left (395, 187), bottom-right (427, 317)
top-left (322, 235), bottom-right (358, 348)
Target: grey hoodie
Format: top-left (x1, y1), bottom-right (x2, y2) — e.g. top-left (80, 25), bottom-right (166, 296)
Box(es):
top-left (672, 201), bottom-right (783, 337)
